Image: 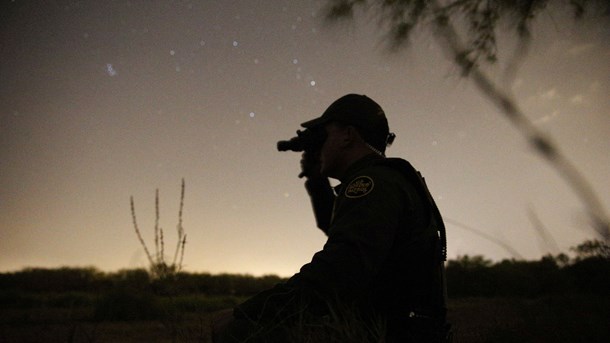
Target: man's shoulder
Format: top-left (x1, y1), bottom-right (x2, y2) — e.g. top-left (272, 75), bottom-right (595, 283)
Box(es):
top-left (341, 158), bottom-right (412, 196)
top-left (352, 157), bottom-right (416, 180)
top-left (374, 157), bottom-right (416, 173)
top-left (348, 158), bottom-right (404, 178)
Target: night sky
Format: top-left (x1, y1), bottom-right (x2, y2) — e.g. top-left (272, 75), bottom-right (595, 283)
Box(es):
top-left (1, 0), bottom-right (608, 276)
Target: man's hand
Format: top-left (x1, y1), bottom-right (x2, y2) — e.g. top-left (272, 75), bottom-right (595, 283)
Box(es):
top-left (300, 151), bottom-right (323, 179)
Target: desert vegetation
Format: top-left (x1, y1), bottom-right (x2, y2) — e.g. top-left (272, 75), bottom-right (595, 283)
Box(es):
top-left (130, 179), bottom-right (188, 280)
top-left (0, 240), bottom-right (608, 342)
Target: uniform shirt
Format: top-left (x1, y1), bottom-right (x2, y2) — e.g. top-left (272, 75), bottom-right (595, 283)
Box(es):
top-left (294, 153), bottom-right (445, 318)
top-left (236, 153), bottom-right (446, 324)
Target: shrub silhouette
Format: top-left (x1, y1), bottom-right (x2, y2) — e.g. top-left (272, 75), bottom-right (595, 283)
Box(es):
top-left (94, 288), bottom-right (163, 321)
top-left (130, 179), bottom-right (187, 280)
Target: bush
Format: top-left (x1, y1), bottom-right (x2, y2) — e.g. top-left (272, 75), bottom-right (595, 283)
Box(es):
top-left (93, 289), bottom-right (163, 321)
top-left (47, 292), bottom-right (96, 308)
top-left (0, 267), bottom-right (104, 293)
top-left (167, 294), bottom-right (245, 313)
top-left (0, 290), bottom-right (40, 308)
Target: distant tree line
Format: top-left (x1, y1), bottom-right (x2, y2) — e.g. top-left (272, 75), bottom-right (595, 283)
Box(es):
top-left (1, 240), bottom-right (607, 298)
top-left (0, 268), bottom-right (283, 297)
top-left (448, 239), bottom-right (609, 297)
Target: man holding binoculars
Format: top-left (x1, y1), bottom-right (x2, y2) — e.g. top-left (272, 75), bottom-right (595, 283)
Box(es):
top-left (214, 94), bottom-right (451, 342)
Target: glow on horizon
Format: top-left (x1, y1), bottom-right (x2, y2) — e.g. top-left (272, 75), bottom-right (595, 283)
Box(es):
top-left (0, 1), bottom-right (608, 276)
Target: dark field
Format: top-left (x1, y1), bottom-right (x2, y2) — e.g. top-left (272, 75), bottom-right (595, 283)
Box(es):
top-left (1, 293), bottom-right (608, 342)
top-left (2, 248), bottom-right (608, 342)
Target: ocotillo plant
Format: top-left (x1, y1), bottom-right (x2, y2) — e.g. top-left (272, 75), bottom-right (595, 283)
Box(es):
top-left (130, 179), bottom-right (187, 279)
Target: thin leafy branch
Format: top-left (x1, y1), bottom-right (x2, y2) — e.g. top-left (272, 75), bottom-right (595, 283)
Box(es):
top-left (444, 217), bottom-right (525, 259)
top-left (323, 0), bottom-right (610, 242)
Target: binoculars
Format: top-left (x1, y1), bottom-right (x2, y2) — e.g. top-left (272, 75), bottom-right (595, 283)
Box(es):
top-left (276, 128), bottom-right (327, 153)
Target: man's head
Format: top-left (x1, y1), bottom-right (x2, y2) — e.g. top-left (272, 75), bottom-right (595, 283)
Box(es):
top-left (301, 94), bottom-right (391, 154)
top-left (301, 94), bottom-right (394, 179)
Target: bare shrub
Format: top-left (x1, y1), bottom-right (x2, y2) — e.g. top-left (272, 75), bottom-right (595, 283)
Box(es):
top-left (130, 179), bottom-right (187, 279)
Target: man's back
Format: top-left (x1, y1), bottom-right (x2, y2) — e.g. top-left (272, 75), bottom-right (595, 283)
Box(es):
top-left (294, 154), bottom-right (448, 340)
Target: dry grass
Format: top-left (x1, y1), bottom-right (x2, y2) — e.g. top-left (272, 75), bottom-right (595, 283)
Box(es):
top-left (2, 295), bottom-right (608, 342)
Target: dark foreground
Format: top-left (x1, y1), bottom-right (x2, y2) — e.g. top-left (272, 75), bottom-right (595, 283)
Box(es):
top-left (1, 294), bottom-right (608, 342)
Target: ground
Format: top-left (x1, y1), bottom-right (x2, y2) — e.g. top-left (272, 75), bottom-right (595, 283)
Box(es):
top-left (1, 295), bottom-right (608, 342)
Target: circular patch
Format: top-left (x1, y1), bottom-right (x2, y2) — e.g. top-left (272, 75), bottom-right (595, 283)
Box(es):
top-left (345, 176), bottom-right (374, 198)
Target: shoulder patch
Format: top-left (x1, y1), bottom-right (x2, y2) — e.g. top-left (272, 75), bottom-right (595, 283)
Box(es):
top-left (345, 176), bottom-right (374, 198)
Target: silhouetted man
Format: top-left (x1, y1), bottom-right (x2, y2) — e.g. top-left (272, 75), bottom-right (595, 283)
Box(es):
top-left (214, 94), bottom-right (450, 342)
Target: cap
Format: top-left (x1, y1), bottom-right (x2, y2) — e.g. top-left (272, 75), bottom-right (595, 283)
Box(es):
top-left (301, 94), bottom-right (392, 153)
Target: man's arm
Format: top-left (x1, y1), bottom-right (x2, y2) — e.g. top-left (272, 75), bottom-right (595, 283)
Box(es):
top-left (304, 177), bottom-right (334, 234)
top-left (301, 152), bottom-right (335, 234)
top-left (292, 166), bottom-right (410, 300)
